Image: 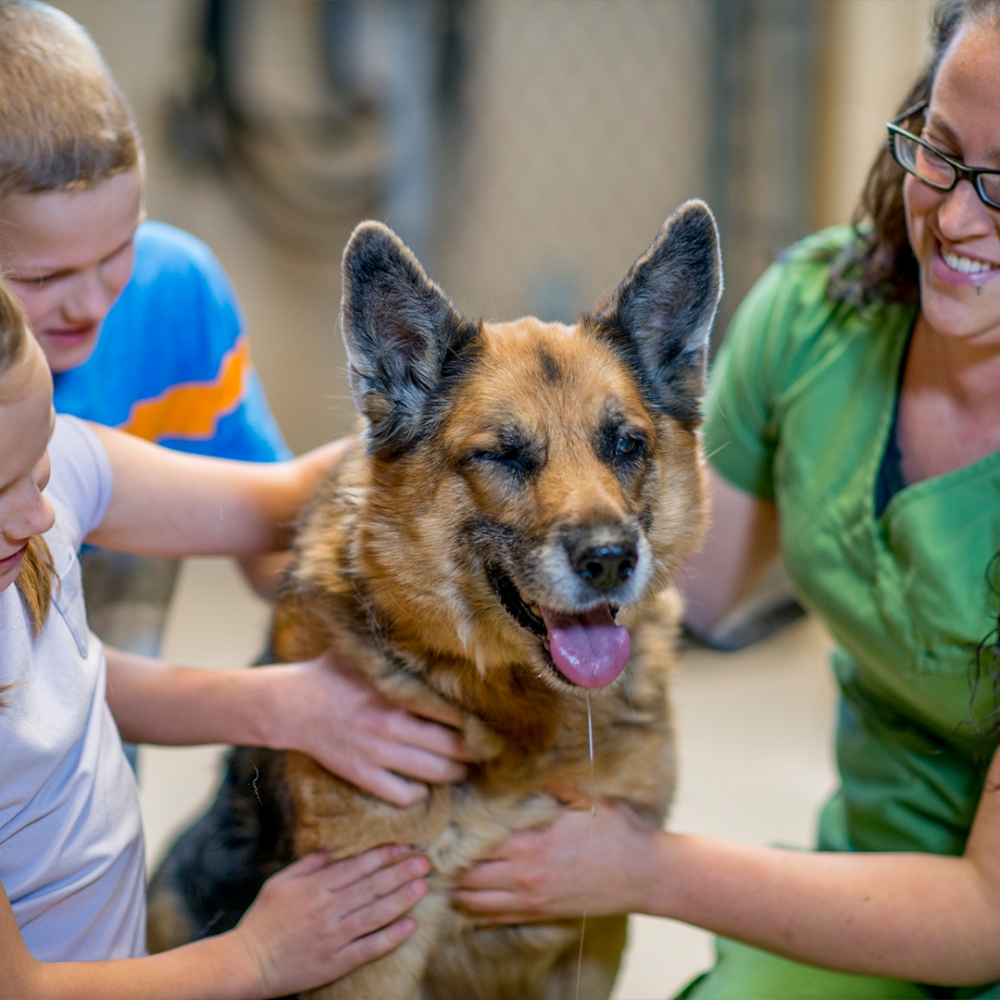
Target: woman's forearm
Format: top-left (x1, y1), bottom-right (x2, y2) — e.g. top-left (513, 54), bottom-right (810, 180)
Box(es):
top-left (647, 831), bottom-right (1000, 986)
top-left (457, 778), bottom-right (1000, 987)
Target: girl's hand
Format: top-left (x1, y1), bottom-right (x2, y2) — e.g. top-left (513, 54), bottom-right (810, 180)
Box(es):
top-left (452, 798), bottom-right (659, 923)
top-left (268, 651), bottom-right (474, 806)
top-left (232, 846), bottom-right (428, 998)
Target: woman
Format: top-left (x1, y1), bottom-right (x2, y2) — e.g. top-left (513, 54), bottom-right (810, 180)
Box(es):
top-left (454, 2), bottom-right (1000, 996)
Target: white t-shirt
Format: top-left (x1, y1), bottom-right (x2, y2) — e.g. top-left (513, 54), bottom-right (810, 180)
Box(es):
top-left (0, 415), bottom-right (146, 960)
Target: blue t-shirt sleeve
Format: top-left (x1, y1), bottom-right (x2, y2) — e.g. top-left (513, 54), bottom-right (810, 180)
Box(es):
top-left (45, 416), bottom-right (113, 543)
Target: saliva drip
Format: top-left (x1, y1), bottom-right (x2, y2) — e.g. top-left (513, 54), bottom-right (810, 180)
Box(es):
top-left (586, 690), bottom-right (596, 818)
top-left (576, 690), bottom-right (598, 1000)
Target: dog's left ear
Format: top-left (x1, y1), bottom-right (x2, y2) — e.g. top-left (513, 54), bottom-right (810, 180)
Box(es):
top-left (587, 200), bottom-right (722, 428)
top-left (340, 221), bottom-right (479, 458)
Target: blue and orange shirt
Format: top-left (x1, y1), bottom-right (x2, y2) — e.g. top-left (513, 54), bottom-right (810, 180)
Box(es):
top-left (52, 221), bottom-right (292, 463)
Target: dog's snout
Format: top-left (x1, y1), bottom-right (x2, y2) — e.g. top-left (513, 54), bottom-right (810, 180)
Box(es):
top-left (572, 542), bottom-right (637, 592)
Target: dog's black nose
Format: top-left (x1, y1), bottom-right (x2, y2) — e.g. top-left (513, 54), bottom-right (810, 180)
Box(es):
top-left (572, 543), bottom-right (637, 592)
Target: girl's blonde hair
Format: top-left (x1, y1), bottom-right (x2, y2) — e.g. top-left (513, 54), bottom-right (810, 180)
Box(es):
top-left (0, 280), bottom-right (54, 644)
top-left (0, 0), bottom-right (141, 201)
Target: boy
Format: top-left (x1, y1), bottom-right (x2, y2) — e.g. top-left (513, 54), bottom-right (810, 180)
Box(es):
top-left (0, 0), bottom-right (290, 682)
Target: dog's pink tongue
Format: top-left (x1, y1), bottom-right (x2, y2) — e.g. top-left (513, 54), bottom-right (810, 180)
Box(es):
top-left (539, 605), bottom-right (630, 688)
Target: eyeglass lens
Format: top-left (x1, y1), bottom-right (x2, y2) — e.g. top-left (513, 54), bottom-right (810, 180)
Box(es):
top-left (893, 133), bottom-right (1000, 208)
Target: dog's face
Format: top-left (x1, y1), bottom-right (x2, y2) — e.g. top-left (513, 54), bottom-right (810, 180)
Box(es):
top-left (340, 203), bottom-right (721, 692)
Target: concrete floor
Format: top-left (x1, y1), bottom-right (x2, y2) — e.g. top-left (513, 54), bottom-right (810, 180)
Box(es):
top-left (141, 557), bottom-right (838, 1000)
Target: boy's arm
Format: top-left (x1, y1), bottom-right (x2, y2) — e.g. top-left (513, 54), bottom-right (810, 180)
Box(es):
top-left (84, 424), bottom-right (349, 558)
top-left (0, 848), bottom-right (426, 1000)
top-left (104, 646), bottom-right (471, 806)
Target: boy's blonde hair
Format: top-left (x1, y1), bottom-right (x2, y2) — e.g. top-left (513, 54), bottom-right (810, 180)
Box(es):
top-left (0, 278), bottom-right (55, 649)
top-left (0, 0), bottom-right (140, 201)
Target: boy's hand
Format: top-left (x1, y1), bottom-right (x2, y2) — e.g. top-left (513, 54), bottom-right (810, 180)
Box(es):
top-left (267, 652), bottom-right (474, 806)
top-left (231, 846), bottom-right (428, 997)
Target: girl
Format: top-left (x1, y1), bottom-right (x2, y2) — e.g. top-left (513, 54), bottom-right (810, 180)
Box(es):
top-left (456, 2), bottom-right (1000, 997)
top-left (0, 279), bottom-right (448, 998)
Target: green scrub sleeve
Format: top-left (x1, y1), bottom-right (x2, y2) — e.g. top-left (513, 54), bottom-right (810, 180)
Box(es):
top-left (702, 226), bottom-right (857, 501)
top-left (702, 260), bottom-right (789, 500)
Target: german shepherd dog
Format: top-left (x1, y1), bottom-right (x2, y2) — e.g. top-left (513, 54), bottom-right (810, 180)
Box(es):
top-left (148, 200), bottom-right (721, 1000)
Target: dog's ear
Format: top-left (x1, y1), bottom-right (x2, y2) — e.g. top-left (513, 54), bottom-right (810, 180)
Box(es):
top-left (587, 200), bottom-right (722, 428)
top-left (340, 221), bottom-right (480, 458)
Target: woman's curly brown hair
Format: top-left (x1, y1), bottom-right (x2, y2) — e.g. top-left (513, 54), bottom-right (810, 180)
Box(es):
top-left (832, 0), bottom-right (1000, 307)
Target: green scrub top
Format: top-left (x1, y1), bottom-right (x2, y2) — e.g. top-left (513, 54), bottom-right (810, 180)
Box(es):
top-left (687, 226), bottom-right (1000, 998)
top-left (705, 225), bottom-right (1000, 858)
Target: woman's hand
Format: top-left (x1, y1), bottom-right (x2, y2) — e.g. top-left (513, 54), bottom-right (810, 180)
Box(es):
top-left (453, 798), bottom-right (660, 922)
top-left (231, 846), bottom-right (428, 998)
top-left (266, 651), bottom-right (474, 806)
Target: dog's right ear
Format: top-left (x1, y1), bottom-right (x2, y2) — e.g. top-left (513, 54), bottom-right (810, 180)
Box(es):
top-left (340, 222), bottom-right (480, 459)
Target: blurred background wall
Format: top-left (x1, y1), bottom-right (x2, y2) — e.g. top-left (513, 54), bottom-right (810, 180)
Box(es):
top-left (53, 0), bottom-right (936, 457)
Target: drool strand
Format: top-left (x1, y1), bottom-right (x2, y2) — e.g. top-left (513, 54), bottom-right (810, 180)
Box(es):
top-left (576, 690), bottom-right (599, 1000)
top-left (586, 690), bottom-right (596, 818)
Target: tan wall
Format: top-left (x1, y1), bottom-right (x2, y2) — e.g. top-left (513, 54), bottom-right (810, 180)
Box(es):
top-left (813, 0), bottom-right (935, 229)
top-left (49, 1), bottom-right (943, 452)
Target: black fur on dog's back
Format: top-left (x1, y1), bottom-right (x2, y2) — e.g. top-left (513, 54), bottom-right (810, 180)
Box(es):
top-left (147, 747), bottom-right (295, 952)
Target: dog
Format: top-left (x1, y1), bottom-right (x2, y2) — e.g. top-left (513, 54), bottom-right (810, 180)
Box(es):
top-left (147, 200), bottom-right (722, 1000)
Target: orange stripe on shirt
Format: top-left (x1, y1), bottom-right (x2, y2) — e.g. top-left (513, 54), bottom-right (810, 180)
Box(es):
top-left (120, 337), bottom-right (250, 443)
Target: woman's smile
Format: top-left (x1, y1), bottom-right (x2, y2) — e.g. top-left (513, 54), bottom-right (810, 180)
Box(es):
top-left (933, 239), bottom-right (1000, 287)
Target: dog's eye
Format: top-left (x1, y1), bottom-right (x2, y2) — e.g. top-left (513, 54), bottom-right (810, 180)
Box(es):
top-left (615, 435), bottom-right (644, 460)
top-left (471, 448), bottom-right (536, 477)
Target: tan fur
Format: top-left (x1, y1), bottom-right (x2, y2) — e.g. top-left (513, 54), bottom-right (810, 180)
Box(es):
top-left (270, 315), bottom-right (706, 999)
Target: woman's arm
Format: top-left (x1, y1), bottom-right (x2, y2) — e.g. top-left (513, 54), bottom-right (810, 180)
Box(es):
top-left (680, 464), bottom-right (779, 636)
top-left (84, 425), bottom-right (350, 558)
top-left (104, 646), bottom-right (472, 806)
top-left (1, 847), bottom-right (427, 1000)
top-left (455, 747), bottom-right (1000, 986)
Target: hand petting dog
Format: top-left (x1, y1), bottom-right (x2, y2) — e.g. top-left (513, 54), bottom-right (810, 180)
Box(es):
top-left (454, 798), bottom-right (658, 924)
top-left (266, 651), bottom-right (474, 806)
top-left (105, 645), bottom-right (473, 806)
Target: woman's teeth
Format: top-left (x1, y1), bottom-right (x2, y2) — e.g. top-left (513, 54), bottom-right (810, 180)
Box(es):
top-left (943, 249), bottom-right (994, 274)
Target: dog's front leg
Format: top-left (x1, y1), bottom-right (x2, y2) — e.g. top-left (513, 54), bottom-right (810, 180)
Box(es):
top-left (302, 887), bottom-right (448, 1000)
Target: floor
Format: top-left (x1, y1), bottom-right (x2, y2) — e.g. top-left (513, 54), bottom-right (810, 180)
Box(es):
top-left (140, 557), bottom-right (838, 1000)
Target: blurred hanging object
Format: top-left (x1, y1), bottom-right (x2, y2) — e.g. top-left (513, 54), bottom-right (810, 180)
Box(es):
top-left (168, 0), bottom-right (471, 258)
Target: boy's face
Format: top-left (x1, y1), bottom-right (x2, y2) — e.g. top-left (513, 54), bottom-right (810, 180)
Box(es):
top-left (0, 168), bottom-right (143, 373)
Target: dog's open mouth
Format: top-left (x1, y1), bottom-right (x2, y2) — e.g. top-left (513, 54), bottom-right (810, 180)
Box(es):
top-left (486, 564), bottom-right (630, 688)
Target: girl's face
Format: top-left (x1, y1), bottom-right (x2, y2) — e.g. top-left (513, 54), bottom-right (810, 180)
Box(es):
top-left (0, 339), bottom-right (56, 594)
top-left (0, 168), bottom-right (143, 374)
top-left (905, 22), bottom-right (1000, 348)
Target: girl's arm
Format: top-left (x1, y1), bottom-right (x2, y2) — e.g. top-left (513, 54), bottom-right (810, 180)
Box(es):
top-left (84, 425), bottom-right (349, 558)
top-left (1, 847), bottom-right (427, 1000)
top-left (104, 646), bottom-right (472, 806)
top-left (454, 746), bottom-right (1000, 987)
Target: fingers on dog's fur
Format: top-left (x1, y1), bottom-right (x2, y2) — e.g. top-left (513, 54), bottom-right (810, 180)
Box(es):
top-left (588, 199), bottom-right (723, 429)
top-left (340, 221), bottom-right (482, 460)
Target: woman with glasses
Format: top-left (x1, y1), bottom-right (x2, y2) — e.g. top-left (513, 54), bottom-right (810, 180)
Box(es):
top-left (454, 1), bottom-right (1000, 997)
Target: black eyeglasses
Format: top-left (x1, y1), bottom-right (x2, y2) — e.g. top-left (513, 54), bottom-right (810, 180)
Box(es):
top-left (887, 100), bottom-right (1000, 211)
